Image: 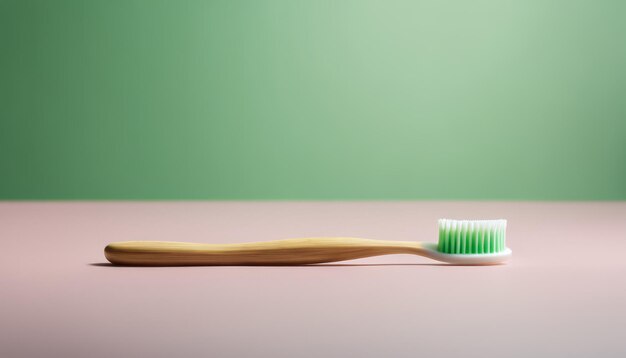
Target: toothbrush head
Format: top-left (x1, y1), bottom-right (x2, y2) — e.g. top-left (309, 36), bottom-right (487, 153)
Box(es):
top-left (421, 219), bottom-right (512, 265)
top-left (438, 218), bottom-right (507, 254)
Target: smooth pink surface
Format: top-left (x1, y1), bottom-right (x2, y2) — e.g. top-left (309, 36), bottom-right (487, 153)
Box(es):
top-left (1, 201), bottom-right (625, 357)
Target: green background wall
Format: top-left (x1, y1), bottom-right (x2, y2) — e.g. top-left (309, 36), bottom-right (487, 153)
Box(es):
top-left (1, 0), bottom-right (625, 200)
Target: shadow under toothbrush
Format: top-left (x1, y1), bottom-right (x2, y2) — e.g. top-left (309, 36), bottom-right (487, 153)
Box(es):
top-left (89, 262), bottom-right (504, 267)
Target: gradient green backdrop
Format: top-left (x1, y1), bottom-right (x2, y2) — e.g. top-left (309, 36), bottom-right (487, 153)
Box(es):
top-left (2, 0), bottom-right (625, 200)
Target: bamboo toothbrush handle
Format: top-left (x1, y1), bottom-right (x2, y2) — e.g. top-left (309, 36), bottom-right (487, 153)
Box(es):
top-left (104, 238), bottom-right (425, 266)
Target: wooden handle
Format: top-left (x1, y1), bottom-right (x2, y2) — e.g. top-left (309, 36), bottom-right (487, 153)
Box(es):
top-left (104, 238), bottom-right (425, 266)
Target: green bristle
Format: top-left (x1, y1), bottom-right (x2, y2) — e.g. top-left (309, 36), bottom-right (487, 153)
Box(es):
top-left (437, 219), bottom-right (507, 254)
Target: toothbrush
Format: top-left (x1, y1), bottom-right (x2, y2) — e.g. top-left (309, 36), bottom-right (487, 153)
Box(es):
top-left (104, 219), bottom-right (511, 266)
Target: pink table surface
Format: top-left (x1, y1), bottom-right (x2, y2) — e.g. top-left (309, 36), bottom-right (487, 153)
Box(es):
top-left (1, 201), bottom-right (625, 357)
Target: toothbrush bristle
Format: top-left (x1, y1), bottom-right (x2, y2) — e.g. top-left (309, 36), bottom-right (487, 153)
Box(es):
top-left (437, 219), bottom-right (507, 254)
